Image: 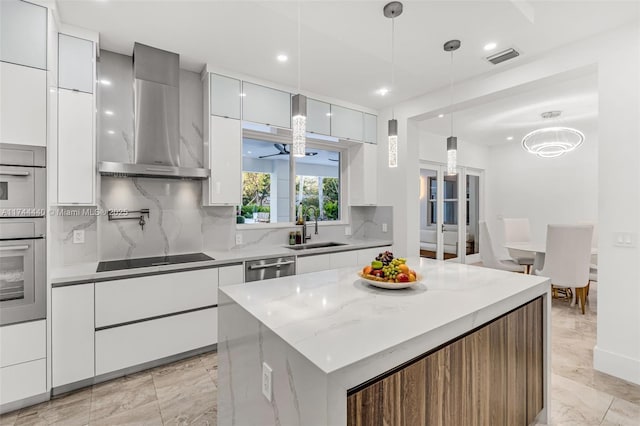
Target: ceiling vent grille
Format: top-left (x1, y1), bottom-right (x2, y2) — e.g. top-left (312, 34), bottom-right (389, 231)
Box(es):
top-left (486, 48), bottom-right (520, 65)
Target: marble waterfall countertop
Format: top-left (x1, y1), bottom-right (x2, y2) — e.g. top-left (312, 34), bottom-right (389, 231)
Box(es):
top-left (49, 239), bottom-right (392, 285)
top-left (219, 257), bottom-right (550, 374)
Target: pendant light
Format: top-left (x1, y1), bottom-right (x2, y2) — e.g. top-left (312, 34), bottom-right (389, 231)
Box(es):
top-left (522, 111), bottom-right (585, 158)
top-left (292, 2), bottom-right (306, 158)
top-left (444, 39), bottom-right (461, 176)
top-left (384, 2), bottom-right (402, 168)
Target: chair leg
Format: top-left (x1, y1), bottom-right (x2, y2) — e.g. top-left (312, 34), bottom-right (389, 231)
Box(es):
top-left (576, 287), bottom-right (586, 315)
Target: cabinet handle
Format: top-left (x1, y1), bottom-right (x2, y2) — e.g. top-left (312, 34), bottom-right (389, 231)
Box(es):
top-left (248, 260), bottom-right (295, 270)
top-left (0, 245), bottom-right (30, 251)
top-left (0, 171), bottom-right (30, 177)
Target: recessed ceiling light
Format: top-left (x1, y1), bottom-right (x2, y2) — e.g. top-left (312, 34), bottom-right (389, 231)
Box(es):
top-left (506, 136), bottom-right (514, 140)
top-left (277, 54), bottom-right (288, 62)
top-left (484, 42), bottom-right (497, 51)
top-left (326, 112), bottom-right (332, 117)
top-left (107, 130), bottom-right (115, 135)
top-left (247, 151), bottom-right (252, 154)
top-left (377, 87), bottom-right (389, 96)
top-left (438, 114), bottom-right (444, 118)
top-left (99, 79), bottom-right (111, 86)
top-left (104, 110), bottom-right (114, 116)
top-left (239, 93), bottom-right (246, 97)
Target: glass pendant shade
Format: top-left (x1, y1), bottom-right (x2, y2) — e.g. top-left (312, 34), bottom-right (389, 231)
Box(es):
top-left (388, 119), bottom-right (398, 168)
top-left (292, 94), bottom-right (307, 157)
top-left (447, 136), bottom-right (457, 175)
top-left (521, 126), bottom-right (584, 158)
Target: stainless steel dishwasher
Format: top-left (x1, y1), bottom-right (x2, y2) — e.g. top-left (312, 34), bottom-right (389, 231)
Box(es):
top-left (245, 256), bottom-right (296, 282)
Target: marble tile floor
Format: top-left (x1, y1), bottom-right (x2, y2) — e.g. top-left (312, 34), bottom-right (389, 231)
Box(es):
top-left (1, 283), bottom-right (639, 426)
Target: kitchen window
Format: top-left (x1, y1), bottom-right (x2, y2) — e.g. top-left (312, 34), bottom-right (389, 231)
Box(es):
top-left (239, 125), bottom-right (343, 225)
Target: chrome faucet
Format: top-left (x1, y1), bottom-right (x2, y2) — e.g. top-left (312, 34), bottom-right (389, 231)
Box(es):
top-left (306, 206), bottom-right (319, 236)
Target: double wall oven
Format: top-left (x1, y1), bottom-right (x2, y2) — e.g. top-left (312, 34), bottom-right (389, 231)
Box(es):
top-left (0, 143), bottom-right (46, 326)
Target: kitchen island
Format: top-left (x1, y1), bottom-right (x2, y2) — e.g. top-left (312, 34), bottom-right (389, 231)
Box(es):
top-left (218, 258), bottom-right (551, 426)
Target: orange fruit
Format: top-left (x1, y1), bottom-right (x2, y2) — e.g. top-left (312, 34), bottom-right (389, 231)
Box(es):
top-left (398, 264), bottom-right (409, 273)
top-left (409, 274), bottom-right (416, 282)
top-left (363, 265), bottom-right (373, 275)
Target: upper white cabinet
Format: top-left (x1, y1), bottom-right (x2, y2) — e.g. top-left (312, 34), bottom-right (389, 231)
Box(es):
top-left (210, 73), bottom-right (241, 119)
top-left (58, 89), bottom-right (95, 205)
top-left (0, 62), bottom-right (47, 146)
top-left (58, 34), bottom-right (94, 93)
top-left (242, 82), bottom-right (291, 128)
top-left (205, 115), bottom-right (242, 205)
top-left (307, 98), bottom-right (331, 135)
top-left (0, 0), bottom-right (47, 70)
top-left (348, 141), bottom-right (377, 205)
top-left (364, 113), bottom-right (377, 144)
top-left (331, 105), bottom-right (364, 141)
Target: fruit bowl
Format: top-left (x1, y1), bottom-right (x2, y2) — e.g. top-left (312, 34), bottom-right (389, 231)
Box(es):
top-left (359, 250), bottom-right (421, 290)
top-left (358, 272), bottom-right (421, 290)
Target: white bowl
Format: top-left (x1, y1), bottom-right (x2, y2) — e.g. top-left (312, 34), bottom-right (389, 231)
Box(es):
top-left (358, 272), bottom-right (421, 290)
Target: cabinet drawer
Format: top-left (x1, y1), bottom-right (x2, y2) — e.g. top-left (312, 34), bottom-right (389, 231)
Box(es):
top-left (0, 320), bottom-right (45, 368)
top-left (330, 251), bottom-right (358, 269)
top-left (296, 254), bottom-right (332, 274)
top-left (95, 268), bottom-right (219, 328)
top-left (95, 308), bottom-right (217, 375)
top-left (0, 358), bottom-right (46, 405)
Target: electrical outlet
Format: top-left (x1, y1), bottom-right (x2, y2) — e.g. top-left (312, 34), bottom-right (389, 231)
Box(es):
top-left (614, 232), bottom-right (636, 248)
top-left (73, 230), bottom-right (85, 244)
top-left (344, 226), bottom-right (352, 236)
top-left (262, 362), bottom-right (272, 402)
top-left (382, 223), bottom-right (388, 233)
top-left (235, 233), bottom-right (243, 245)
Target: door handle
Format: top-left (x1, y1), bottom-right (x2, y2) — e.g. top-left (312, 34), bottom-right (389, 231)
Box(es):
top-left (249, 260), bottom-right (295, 270)
top-left (0, 245), bottom-right (30, 251)
top-left (0, 171), bottom-right (30, 177)
top-left (441, 223), bottom-right (445, 233)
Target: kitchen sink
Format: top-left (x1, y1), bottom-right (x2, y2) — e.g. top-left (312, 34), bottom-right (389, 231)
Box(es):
top-left (286, 242), bottom-right (348, 250)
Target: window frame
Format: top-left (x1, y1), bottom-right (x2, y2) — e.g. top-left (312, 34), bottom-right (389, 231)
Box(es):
top-left (237, 128), bottom-right (349, 229)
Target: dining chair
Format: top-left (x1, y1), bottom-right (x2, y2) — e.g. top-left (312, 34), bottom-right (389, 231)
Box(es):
top-left (579, 221), bottom-right (598, 283)
top-left (534, 224), bottom-right (593, 314)
top-left (479, 222), bottom-right (526, 273)
top-left (503, 218), bottom-right (536, 273)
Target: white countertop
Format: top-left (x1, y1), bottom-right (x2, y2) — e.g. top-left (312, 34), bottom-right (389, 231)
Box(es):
top-left (219, 258), bottom-right (550, 374)
top-left (49, 239), bottom-right (392, 285)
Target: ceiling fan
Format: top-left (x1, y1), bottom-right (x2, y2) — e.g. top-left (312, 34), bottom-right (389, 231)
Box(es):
top-left (258, 144), bottom-right (317, 159)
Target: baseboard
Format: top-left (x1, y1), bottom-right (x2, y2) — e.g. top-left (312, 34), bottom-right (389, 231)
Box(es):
top-left (593, 345), bottom-right (640, 385)
top-left (0, 392), bottom-right (49, 415)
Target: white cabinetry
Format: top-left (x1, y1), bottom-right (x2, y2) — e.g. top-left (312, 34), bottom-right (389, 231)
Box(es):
top-left (57, 89), bottom-right (94, 204)
top-left (58, 34), bottom-right (94, 93)
top-left (331, 105), bottom-right (364, 141)
top-left (307, 98), bottom-right (331, 135)
top-left (0, 0), bottom-right (47, 70)
top-left (204, 115), bottom-right (242, 205)
top-left (364, 113), bottom-right (377, 144)
top-left (210, 73), bottom-right (241, 119)
top-left (0, 320), bottom-right (47, 405)
top-left (219, 264), bottom-right (244, 286)
top-left (242, 82), bottom-right (291, 128)
top-left (296, 247), bottom-right (391, 275)
top-left (348, 142), bottom-right (377, 205)
top-left (330, 251), bottom-right (359, 269)
top-left (52, 284), bottom-right (94, 387)
top-left (297, 254), bottom-right (332, 274)
top-left (0, 62), bottom-right (47, 146)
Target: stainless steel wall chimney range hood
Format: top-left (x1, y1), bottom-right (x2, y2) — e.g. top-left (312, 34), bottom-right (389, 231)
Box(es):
top-left (99, 43), bottom-right (209, 179)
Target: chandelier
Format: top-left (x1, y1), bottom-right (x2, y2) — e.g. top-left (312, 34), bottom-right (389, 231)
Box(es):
top-left (521, 111), bottom-right (585, 158)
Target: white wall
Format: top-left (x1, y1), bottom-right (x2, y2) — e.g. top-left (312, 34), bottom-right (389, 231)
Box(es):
top-left (378, 22), bottom-right (640, 385)
top-left (485, 125), bottom-right (598, 257)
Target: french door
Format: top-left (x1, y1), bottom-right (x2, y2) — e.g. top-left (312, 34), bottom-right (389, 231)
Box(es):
top-left (419, 162), bottom-right (483, 263)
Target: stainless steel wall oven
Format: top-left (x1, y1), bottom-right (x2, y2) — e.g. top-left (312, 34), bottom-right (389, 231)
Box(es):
top-left (0, 144), bottom-right (46, 326)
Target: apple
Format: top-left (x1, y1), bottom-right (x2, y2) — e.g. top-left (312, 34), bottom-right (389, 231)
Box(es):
top-left (363, 265), bottom-right (373, 275)
top-left (396, 273), bottom-right (409, 283)
top-left (373, 269), bottom-right (384, 278)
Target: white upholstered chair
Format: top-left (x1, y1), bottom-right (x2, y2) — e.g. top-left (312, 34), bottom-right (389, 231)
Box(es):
top-left (534, 224), bottom-right (593, 314)
top-left (503, 218), bottom-right (536, 272)
top-left (579, 221), bottom-right (598, 282)
top-left (479, 222), bottom-right (525, 273)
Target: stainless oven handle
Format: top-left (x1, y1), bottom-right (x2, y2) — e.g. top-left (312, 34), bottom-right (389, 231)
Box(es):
top-left (0, 171), bottom-right (30, 177)
top-left (248, 260), bottom-right (295, 270)
top-left (0, 245), bottom-right (30, 251)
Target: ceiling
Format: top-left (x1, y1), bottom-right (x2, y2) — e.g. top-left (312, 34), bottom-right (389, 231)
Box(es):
top-left (418, 71), bottom-right (598, 146)
top-left (56, 1), bottom-right (638, 110)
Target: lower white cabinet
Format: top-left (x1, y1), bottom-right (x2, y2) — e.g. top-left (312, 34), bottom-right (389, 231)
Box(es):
top-left (0, 62), bottom-right (46, 146)
top-left (58, 88), bottom-right (94, 204)
top-left (0, 320), bottom-right (46, 405)
top-left (52, 284), bottom-right (94, 387)
top-left (95, 308), bottom-right (217, 375)
top-left (218, 264), bottom-right (244, 286)
top-left (0, 359), bottom-right (46, 405)
top-left (95, 268), bottom-right (218, 328)
top-left (297, 247), bottom-right (392, 275)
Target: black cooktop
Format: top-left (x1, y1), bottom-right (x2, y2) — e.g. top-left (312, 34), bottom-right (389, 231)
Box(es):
top-left (96, 253), bottom-right (214, 273)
